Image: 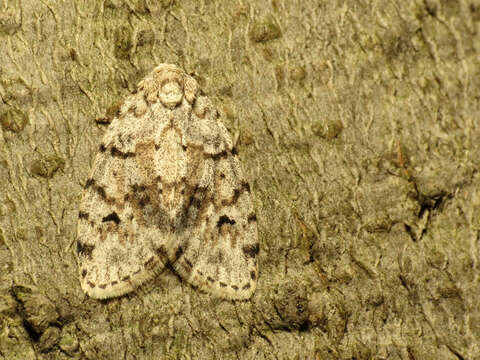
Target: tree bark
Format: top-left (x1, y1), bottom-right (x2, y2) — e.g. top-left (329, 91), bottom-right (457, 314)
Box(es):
top-left (1, 0), bottom-right (479, 359)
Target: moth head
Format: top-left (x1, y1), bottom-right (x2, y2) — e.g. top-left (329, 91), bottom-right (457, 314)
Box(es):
top-left (148, 64), bottom-right (199, 107)
top-left (157, 67), bottom-right (184, 108)
top-left (139, 64), bottom-right (196, 109)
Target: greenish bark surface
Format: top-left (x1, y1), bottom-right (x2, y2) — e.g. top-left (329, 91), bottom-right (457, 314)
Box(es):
top-left (1, 0), bottom-right (479, 359)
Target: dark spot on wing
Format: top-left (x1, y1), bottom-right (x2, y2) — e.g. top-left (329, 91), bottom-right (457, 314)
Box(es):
top-left (175, 246), bottom-right (184, 258)
top-left (144, 257), bottom-right (156, 270)
top-left (219, 282), bottom-right (227, 287)
top-left (84, 177), bottom-right (109, 201)
top-left (87, 281), bottom-right (95, 288)
top-left (185, 184), bottom-right (208, 211)
top-left (217, 215), bottom-right (236, 228)
top-left (229, 188), bottom-right (241, 205)
top-left (190, 196), bottom-right (202, 210)
top-left (221, 181), bottom-right (252, 206)
top-left (111, 146), bottom-right (135, 159)
top-left (182, 259), bottom-right (193, 273)
top-left (99, 144), bottom-right (106, 152)
top-left (99, 284), bottom-right (107, 289)
top-left (247, 213), bottom-right (257, 223)
top-left (111, 281), bottom-right (118, 286)
top-left (210, 150), bottom-right (228, 161)
top-left (242, 181), bottom-right (251, 192)
top-left (78, 211), bottom-right (89, 220)
top-left (156, 246), bottom-right (168, 258)
top-left (85, 178), bottom-right (95, 189)
top-left (207, 276), bottom-right (215, 283)
top-left (139, 195), bottom-right (150, 208)
top-left (102, 212), bottom-right (121, 225)
top-left (232, 147), bottom-right (238, 155)
top-left (121, 275), bottom-right (130, 282)
top-left (81, 269), bottom-right (87, 278)
top-left (77, 241), bottom-right (95, 258)
top-left (131, 183), bottom-right (146, 192)
top-left (250, 270), bottom-right (256, 280)
top-left (96, 185), bottom-right (106, 199)
top-left (242, 283), bottom-right (251, 290)
top-left (242, 243), bottom-right (259, 259)
top-left (231, 285), bottom-right (239, 290)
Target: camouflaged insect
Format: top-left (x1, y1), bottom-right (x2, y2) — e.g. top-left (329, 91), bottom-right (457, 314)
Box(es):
top-left (77, 64), bottom-right (259, 300)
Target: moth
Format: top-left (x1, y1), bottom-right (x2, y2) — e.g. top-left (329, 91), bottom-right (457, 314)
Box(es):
top-left (76, 64), bottom-right (258, 300)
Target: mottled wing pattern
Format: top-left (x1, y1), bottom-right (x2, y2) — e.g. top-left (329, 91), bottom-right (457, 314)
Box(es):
top-left (166, 96), bottom-right (259, 300)
top-left (77, 95), bottom-right (172, 299)
top-left (77, 64), bottom-right (258, 300)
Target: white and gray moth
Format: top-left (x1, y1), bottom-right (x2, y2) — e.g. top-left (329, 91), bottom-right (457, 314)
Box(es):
top-left (76, 64), bottom-right (258, 300)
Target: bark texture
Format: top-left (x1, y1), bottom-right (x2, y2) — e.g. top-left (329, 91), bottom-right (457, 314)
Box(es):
top-left (1, 0), bottom-right (479, 359)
